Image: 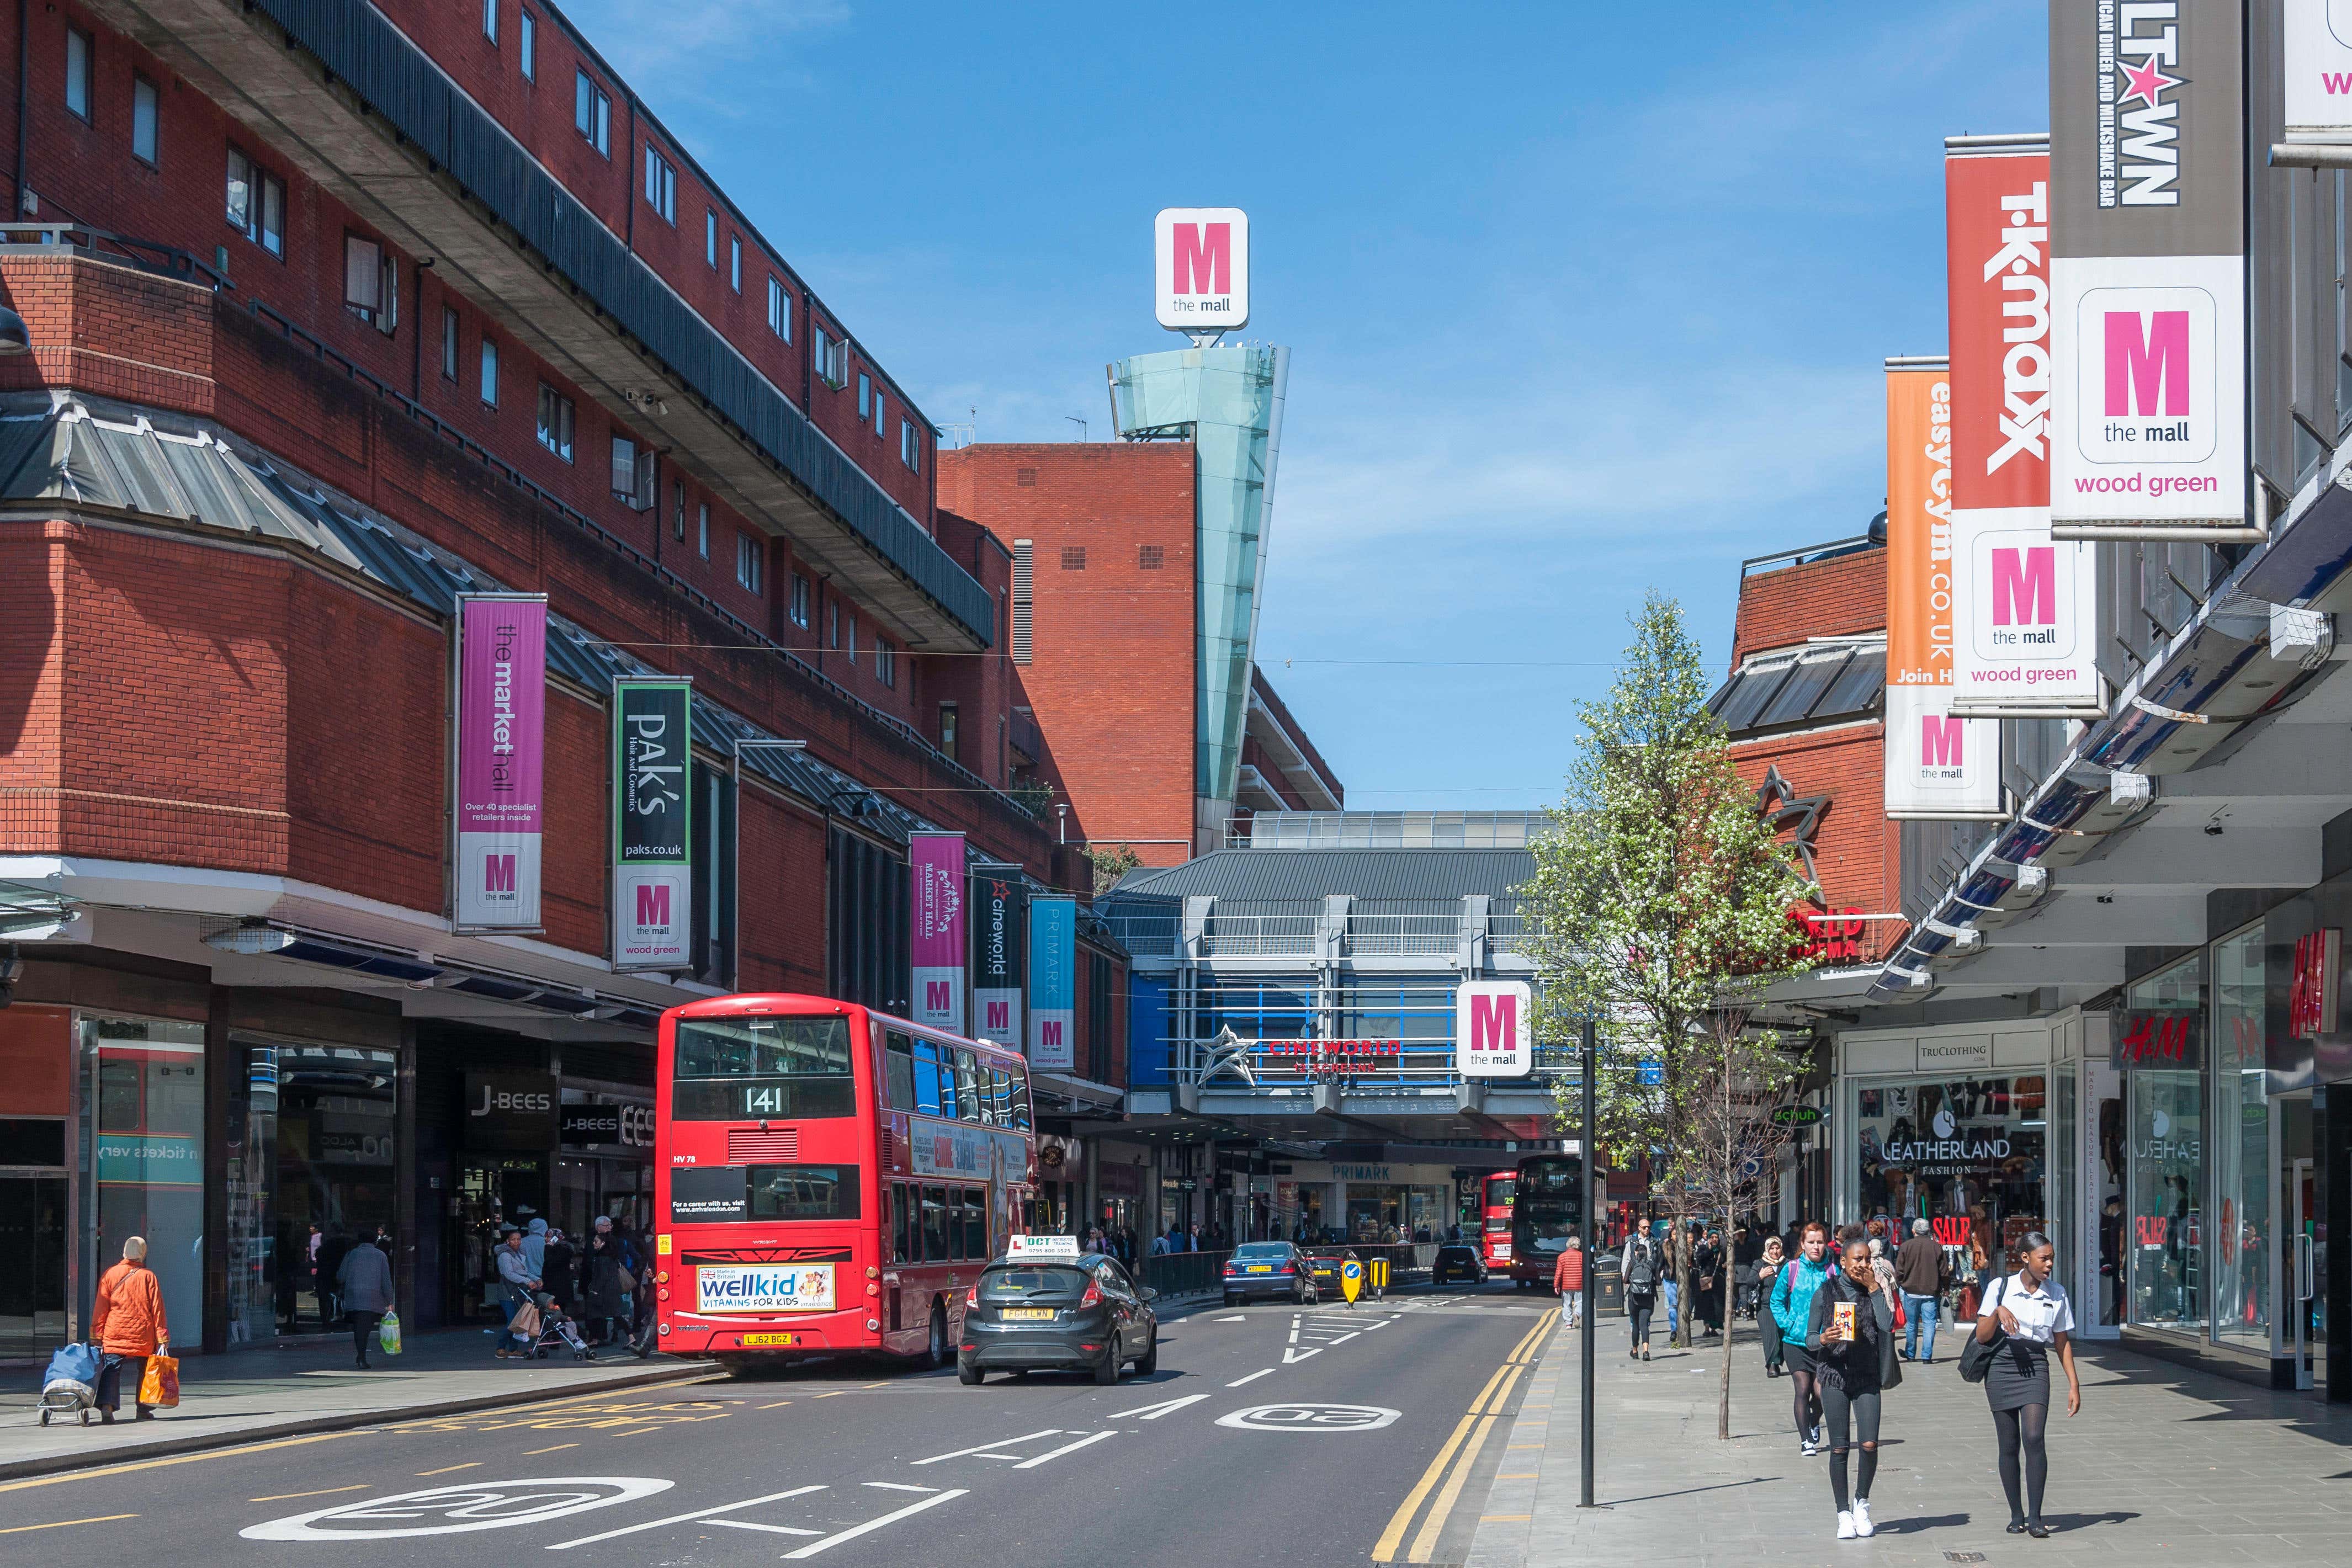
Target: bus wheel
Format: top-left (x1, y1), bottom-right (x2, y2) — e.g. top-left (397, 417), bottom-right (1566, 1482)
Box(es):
top-left (925, 1305), bottom-right (949, 1370)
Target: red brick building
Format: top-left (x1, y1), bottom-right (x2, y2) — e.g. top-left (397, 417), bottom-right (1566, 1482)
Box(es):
top-left (0, 0), bottom-right (1123, 1356)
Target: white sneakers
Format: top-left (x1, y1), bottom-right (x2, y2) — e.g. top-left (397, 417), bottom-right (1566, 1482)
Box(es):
top-left (1852, 1499), bottom-right (1875, 1538)
top-left (1835, 1511), bottom-right (1857, 1540)
top-left (1801, 1436), bottom-right (1818, 1457)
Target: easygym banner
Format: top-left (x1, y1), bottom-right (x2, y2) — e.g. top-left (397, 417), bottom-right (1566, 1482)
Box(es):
top-left (612, 678), bottom-right (692, 970)
top-left (1027, 894), bottom-right (1076, 1071)
top-left (2047, 0), bottom-right (2248, 539)
top-left (454, 593), bottom-right (546, 929)
top-left (970, 866), bottom-right (1027, 1048)
top-left (909, 832), bottom-right (967, 1033)
top-left (1946, 136), bottom-right (2104, 716)
top-left (1883, 361), bottom-right (2001, 818)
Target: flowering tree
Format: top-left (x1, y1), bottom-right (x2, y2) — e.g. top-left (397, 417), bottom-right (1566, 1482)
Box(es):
top-left (1519, 592), bottom-right (1812, 1430)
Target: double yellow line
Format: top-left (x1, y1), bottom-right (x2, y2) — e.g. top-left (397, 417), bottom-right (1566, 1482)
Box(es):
top-left (1372, 1307), bottom-right (1557, 1565)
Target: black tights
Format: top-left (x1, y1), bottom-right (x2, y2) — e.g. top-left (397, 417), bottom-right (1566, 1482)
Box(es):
top-left (1819, 1384), bottom-right (1880, 1512)
top-left (1788, 1365), bottom-right (1822, 1441)
top-left (1992, 1402), bottom-right (2050, 1524)
top-left (1629, 1296), bottom-right (1655, 1351)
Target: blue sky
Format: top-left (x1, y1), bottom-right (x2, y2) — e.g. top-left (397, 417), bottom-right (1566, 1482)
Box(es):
top-left (567, 1), bottom-right (2050, 810)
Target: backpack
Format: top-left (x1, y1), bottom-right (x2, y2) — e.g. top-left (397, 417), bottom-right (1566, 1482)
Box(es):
top-left (1626, 1241), bottom-right (1657, 1290)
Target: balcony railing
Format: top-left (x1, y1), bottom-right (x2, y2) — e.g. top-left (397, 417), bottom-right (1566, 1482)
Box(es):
top-left (1105, 915), bottom-right (1178, 957)
top-left (1343, 914), bottom-right (1460, 957)
top-left (1199, 916), bottom-right (1320, 957)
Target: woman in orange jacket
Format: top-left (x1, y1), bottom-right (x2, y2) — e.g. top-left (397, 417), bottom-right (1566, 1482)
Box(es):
top-left (92, 1235), bottom-right (169, 1423)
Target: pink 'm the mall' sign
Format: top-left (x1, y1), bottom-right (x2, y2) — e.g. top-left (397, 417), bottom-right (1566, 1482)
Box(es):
top-left (455, 593), bottom-right (546, 930)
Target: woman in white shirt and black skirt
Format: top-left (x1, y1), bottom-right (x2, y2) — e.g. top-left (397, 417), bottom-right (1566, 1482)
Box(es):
top-left (1971, 1232), bottom-right (2083, 1538)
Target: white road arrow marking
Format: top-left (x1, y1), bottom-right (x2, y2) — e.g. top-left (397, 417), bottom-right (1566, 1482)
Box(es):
top-left (1282, 1347), bottom-right (1321, 1364)
top-left (912, 1429), bottom-right (1061, 1465)
top-left (1108, 1393), bottom-right (1210, 1421)
top-left (1012, 1431), bottom-right (1116, 1468)
top-left (548, 1485), bottom-right (825, 1550)
top-left (782, 1489), bottom-right (967, 1558)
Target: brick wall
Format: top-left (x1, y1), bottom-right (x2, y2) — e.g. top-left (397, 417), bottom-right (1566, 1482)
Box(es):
top-left (1730, 726), bottom-right (1900, 959)
top-left (1730, 548), bottom-right (1887, 666)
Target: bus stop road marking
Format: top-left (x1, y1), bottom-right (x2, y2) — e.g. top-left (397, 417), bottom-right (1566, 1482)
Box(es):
top-left (546, 1485), bottom-right (828, 1550)
top-left (780, 1487), bottom-right (966, 1559)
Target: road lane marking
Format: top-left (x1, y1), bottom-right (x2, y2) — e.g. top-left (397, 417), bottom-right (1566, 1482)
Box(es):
top-left (0, 1432), bottom-right (351, 1493)
top-left (547, 1485), bottom-right (827, 1549)
top-left (862, 1482), bottom-right (936, 1493)
top-left (416, 1463), bottom-right (481, 1476)
top-left (1371, 1410), bottom-right (1479, 1562)
top-left (781, 1487), bottom-right (965, 1558)
top-left (250, 1485), bottom-right (370, 1502)
top-left (525, 1445), bottom-right (580, 1455)
top-left (0, 1514), bottom-right (138, 1535)
top-left (1012, 1431), bottom-right (1115, 1468)
top-left (1371, 1305), bottom-right (1557, 1564)
top-left (912, 1429), bottom-right (1061, 1465)
top-left (1215, 1314), bottom-right (1245, 1321)
top-left (709, 1520), bottom-right (823, 1535)
top-left (1409, 1412), bottom-right (1498, 1562)
top-left (1281, 1347), bottom-right (1321, 1363)
top-left (758, 1400), bottom-right (794, 1408)
top-left (1110, 1393), bottom-right (1208, 1420)
top-left (1227, 1368), bottom-right (1277, 1387)
top-left (1474, 1364), bottom-right (1526, 1415)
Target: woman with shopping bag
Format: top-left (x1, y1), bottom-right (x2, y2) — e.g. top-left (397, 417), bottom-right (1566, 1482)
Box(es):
top-left (92, 1235), bottom-right (169, 1424)
top-left (337, 1227), bottom-right (396, 1370)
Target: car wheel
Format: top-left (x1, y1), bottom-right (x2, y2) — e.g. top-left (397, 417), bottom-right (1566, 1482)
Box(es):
top-left (1093, 1349), bottom-right (1121, 1385)
top-left (958, 1358), bottom-right (984, 1386)
top-left (1134, 1332), bottom-right (1159, 1376)
top-left (925, 1305), bottom-right (949, 1370)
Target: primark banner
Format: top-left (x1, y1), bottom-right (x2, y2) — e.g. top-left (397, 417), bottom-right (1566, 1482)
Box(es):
top-left (1882, 361), bottom-right (2001, 818)
top-left (970, 866), bottom-right (1027, 1049)
top-left (1028, 894), bottom-right (1076, 1072)
top-left (1946, 136), bottom-right (2105, 717)
top-left (612, 678), bottom-right (692, 971)
top-left (454, 593), bottom-right (546, 929)
top-left (2048, 0), bottom-right (2249, 540)
top-left (909, 832), bottom-right (967, 1032)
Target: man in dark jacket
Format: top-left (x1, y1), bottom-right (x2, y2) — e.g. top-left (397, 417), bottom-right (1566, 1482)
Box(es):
top-left (1893, 1218), bottom-right (1948, 1362)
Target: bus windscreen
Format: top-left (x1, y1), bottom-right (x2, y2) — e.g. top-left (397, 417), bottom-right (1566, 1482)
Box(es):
top-left (672, 1016), bottom-right (855, 1120)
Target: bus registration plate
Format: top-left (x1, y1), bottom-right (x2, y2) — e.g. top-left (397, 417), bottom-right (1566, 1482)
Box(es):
top-left (739, 1332), bottom-right (801, 1347)
top-left (697, 1263), bottom-right (836, 1314)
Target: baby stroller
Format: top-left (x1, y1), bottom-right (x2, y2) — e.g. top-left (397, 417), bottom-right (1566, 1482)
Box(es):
top-left (518, 1291), bottom-right (596, 1361)
top-left (38, 1343), bottom-right (100, 1426)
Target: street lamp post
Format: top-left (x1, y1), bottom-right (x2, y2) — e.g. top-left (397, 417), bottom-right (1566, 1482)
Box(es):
top-left (1580, 1013), bottom-right (1597, 1509)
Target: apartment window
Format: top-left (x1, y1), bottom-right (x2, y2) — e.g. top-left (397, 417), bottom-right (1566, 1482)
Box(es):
top-left (828, 599), bottom-right (840, 649)
top-left (226, 150), bottom-right (285, 258)
top-left (814, 325), bottom-right (846, 387)
top-left (64, 27), bottom-right (91, 121)
top-left (131, 76), bottom-right (158, 166)
top-left (697, 502), bottom-right (709, 559)
top-left (672, 479), bottom-right (687, 541)
top-left (480, 339), bottom-right (500, 406)
top-left (535, 384), bottom-right (575, 461)
top-left (343, 235), bottom-right (397, 336)
top-left (872, 387), bottom-right (886, 437)
top-left (938, 702), bottom-right (959, 763)
top-left (519, 8), bottom-right (535, 78)
top-left (644, 145), bottom-right (675, 224)
top-left (789, 572), bottom-right (810, 629)
top-left (1011, 541), bottom-right (1033, 664)
top-left (611, 435), bottom-right (654, 511)
top-left (1061, 546), bottom-right (1086, 571)
top-left (875, 637), bottom-right (895, 689)
top-left (900, 419), bottom-right (921, 472)
top-left (846, 611), bottom-right (857, 658)
top-left (482, 0), bottom-right (497, 42)
top-left (767, 277), bottom-right (790, 342)
top-left (735, 531), bottom-right (763, 594)
top-left (857, 373), bottom-right (872, 420)
top-left (574, 72), bottom-right (609, 155)
top-left (1138, 544), bottom-right (1164, 570)
top-left (705, 209), bottom-right (718, 268)
top-left (440, 307), bottom-right (460, 381)
top-left (730, 236), bottom-right (741, 293)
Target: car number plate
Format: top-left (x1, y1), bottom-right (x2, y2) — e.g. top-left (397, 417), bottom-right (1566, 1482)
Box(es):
top-left (739, 1332), bottom-right (800, 1347)
top-left (1245, 1265), bottom-right (1272, 1273)
top-left (1001, 1307), bottom-right (1056, 1321)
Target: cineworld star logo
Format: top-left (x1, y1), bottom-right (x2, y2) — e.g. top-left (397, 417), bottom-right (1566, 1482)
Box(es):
top-left (2098, 1), bottom-right (2185, 209)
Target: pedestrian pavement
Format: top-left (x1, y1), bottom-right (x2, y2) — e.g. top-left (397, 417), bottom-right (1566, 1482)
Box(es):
top-left (1467, 1315), bottom-right (2352, 1568)
top-left (0, 1327), bottom-right (710, 1481)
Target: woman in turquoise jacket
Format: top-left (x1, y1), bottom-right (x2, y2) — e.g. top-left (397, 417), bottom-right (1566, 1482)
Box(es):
top-left (1770, 1220), bottom-right (1836, 1454)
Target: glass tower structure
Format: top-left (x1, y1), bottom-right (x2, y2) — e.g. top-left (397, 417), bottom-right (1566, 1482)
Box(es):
top-left (1105, 344), bottom-right (1290, 812)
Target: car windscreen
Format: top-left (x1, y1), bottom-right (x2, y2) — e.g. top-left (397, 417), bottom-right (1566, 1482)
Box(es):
top-left (671, 1016), bottom-right (855, 1120)
top-left (1232, 1243), bottom-right (1291, 1258)
top-left (979, 1266), bottom-right (1091, 1299)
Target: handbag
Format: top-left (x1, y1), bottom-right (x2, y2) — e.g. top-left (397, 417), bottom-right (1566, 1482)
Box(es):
top-left (1958, 1276), bottom-right (2008, 1384)
top-left (139, 1352), bottom-right (181, 1408)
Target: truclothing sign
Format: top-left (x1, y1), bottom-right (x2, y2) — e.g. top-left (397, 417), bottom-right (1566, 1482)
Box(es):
top-left (1946, 137), bottom-right (2105, 717)
top-left (1028, 894), bottom-right (1076, 1071)
top-left (612, 678), bottom-right (692, 970)
top-left (909, 832), bottom-right (967, 1032)
top-left (970, 865), bottom-right (1027, 1048)
top-left (1883, 360), bottom-right (2001, 818)
top-left (454, 593), bottom-right (546, 929)
top-left (2048, 0), bottom-right (2249, 539)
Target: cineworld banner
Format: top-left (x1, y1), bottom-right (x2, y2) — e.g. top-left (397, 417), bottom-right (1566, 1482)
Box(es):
top-left (1946, 135), bottom-right (2105, 717)
top-left (2048, 0), bottom-right (2250, 540)
top-left (1883, 359), bottom-right (2001, 818)
top-left (1028, 894), bottom-right (1076, 1071)
top-left (909, 832), bottom-right (967, 1032)
top-left (970, 866), bottom-right (1027, 1048)
top-left (612, 678), bottom-right (692, 970)
top-left (454, 593), bottom-right (546, 929)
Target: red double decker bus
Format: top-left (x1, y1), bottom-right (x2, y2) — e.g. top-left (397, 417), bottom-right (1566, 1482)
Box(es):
top-left (653, 993), bottom-right (1037, 1372)
top-left (1480, 1171), bottom-right (1516, 1271)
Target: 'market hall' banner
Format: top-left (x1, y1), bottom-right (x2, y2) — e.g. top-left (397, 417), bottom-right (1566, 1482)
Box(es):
top-left (454, 593), bottom-right (546, 929)
top-left (909, 832), bottom-right (967, 1032)
top-left (971, 867), bottom-right (1027, 1048)
top-left (2048, 0), bottom-right (2249, 542)
top-left (1028, 894), bottom-right (1076, 1071)
top-left (1883, 359), bottom-right (2003, 818)
top-left (1947, 134), bottom-right (2105, 718)
top-left (613, 677), bottom-right (692, 970)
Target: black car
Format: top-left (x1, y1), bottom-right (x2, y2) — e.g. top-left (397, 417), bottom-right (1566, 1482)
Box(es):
top-left (1433, 1243), bottom-right (1488, 1285)
top-left (1220, 1242), bottom-right (1320, 1306)
top-left (958, 1252), bottom-right (1159, 1385)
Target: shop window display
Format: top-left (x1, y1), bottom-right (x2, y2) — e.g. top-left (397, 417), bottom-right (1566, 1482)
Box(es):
top-left (1854, 1077), bottom-right (2046, 1264)
top-left (2120, 953), bottom-right (2206, 1340)
top-left (2210, 926), bottom-right (2268, 1349)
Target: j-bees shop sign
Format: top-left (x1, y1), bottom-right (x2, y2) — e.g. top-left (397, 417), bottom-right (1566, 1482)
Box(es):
top-left (465, 1073), bottom-right (559, 1151)
top-left (560, 1101), bottom-right (654, 1150)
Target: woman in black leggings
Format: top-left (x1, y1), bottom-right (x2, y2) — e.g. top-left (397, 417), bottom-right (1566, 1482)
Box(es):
top-left (1806, 1235), bottom-right (1900, 1540)
top-left (1973, 1232), bottom-right (2080, 1538)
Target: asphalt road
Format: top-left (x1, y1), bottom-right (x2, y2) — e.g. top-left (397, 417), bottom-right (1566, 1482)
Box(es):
top-left (0, 1280), bottom-right (1555, 1568)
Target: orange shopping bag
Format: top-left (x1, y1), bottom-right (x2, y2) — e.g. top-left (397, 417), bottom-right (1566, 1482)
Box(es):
top-left (139, 1352), bottom-right (180, 1408)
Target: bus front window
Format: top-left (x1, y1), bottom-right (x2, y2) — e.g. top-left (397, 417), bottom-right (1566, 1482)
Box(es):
top-left (672, 1016), bottom-right (855, 1120)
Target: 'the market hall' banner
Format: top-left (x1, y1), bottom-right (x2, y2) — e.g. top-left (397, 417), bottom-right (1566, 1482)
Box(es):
top-left (454, 593), bottom-right (546, 930)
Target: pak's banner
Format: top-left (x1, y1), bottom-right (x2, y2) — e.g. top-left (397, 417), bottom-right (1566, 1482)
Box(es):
top-left (1883, 360), bottom-right (2002, 818)
top-left (2048, 0), bottom-right (2250, 541)
top-left (613, 678), bottom-right (692, 970)
top-left (1946, 135), bottom-right (2105, 717)
top-left (909, 832), bottom-right (967, 1032)
top-left (970, 865), bottom-right (1027, 1048)
top-left (1027, 894), bottom-right (1076, 1071)
top-left (454, 593), bottom-right (546, 929)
